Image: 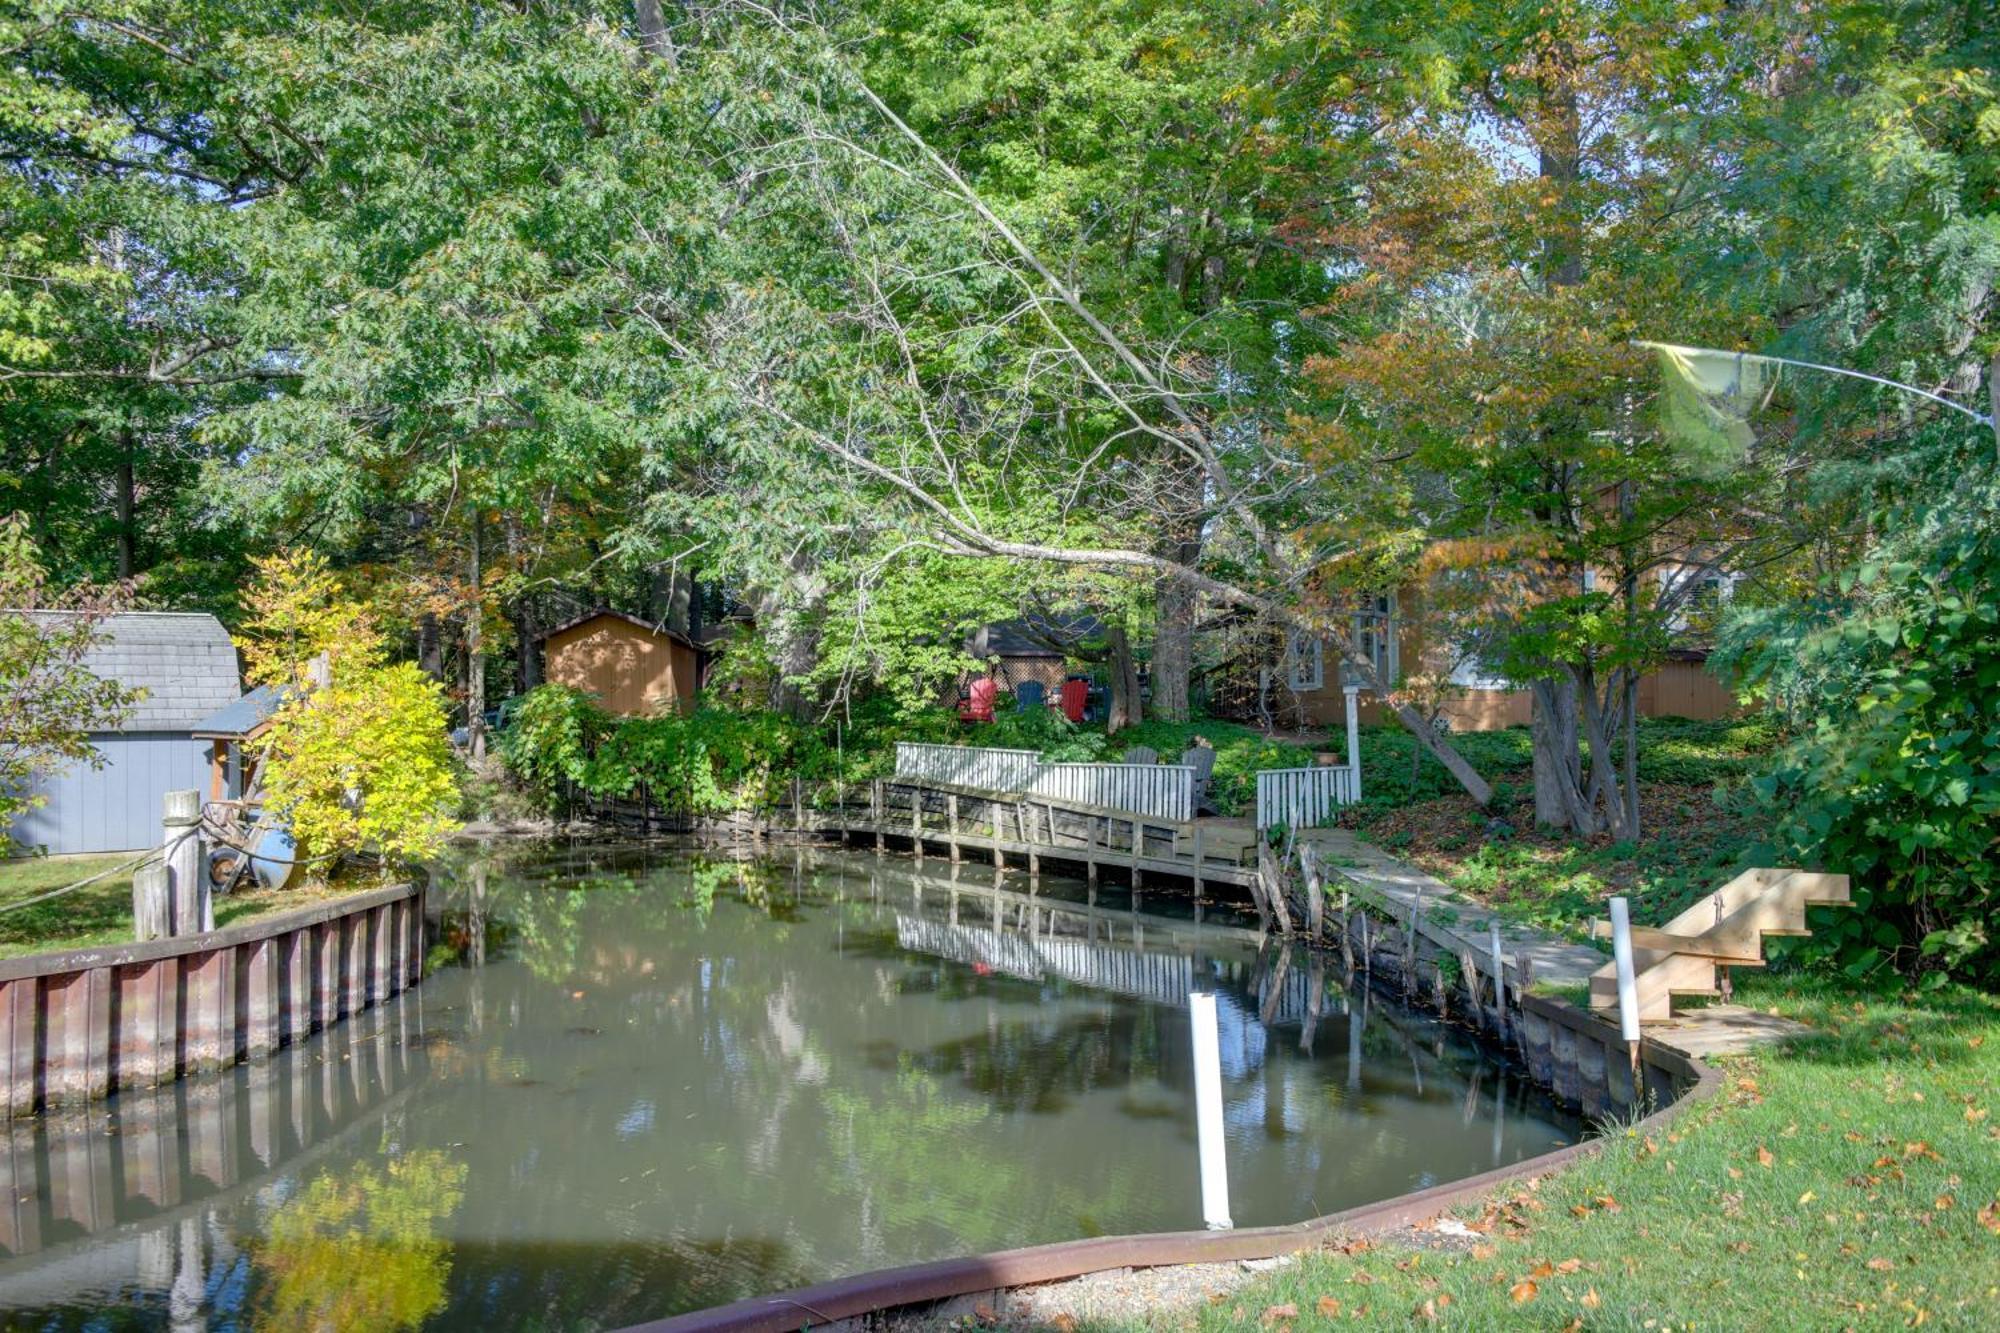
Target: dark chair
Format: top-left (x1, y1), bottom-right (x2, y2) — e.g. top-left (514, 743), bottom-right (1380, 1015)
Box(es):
top-left (1180, 747), bottom-right (1217, 813)
top-left (1015, 680), bottom-right (1046, 712)
top-left (1123, 745), bottom-right (1158, 765)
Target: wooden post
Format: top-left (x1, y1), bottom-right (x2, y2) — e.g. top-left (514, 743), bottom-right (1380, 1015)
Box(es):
top-left (133, 864), bottom-right (171, 942)
top-left (1459, 949), bottom-right (1483, 1030)
top-left (1488, 921), bottom-right (1509, 1043)
top-left (1191, 823), bottom-right (1205, 900)
top-left (911, 789), bottom-right (923, 862)
top-left (163, 790), bottom-right (209, 937)
top-left (1339, 885), bottom-right (1353, 975)
top-left (1360, 911), bottom-right (1372, 975)
top-left (948, 794), bottom-right (961, 864)
top-left (1086, 816), bottom-right (1099, 888)
top-left (1128, 817), bottom-right (1141, 890)
top-left (1302, 843), bottom-right (1323, 943)
top-left (873, 780), bottom-right (885, 853)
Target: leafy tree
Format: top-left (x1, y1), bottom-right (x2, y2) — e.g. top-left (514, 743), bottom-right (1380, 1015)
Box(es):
top-left (1725, 471), bottom-right (2000, 983)
top-left (0, 513), bottom-right (139, 853)
top-left (239, 551), bottom-right (460, 863)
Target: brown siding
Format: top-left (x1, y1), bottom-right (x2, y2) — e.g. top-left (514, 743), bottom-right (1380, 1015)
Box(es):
top-left (543, 616), bottom-right (698, 716)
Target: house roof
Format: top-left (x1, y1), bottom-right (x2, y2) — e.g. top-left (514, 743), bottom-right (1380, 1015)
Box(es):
top-left (535, 607), bottom-right (699, 650)
top-left (191, 683), bottom-right (286, 740)
top-left (972, 614), bottom-right (1106, 659)
top-left (6, 611), bottom-right (242, 732)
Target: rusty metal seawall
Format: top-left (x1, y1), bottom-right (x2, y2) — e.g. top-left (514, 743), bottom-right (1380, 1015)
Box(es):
top-left (0, 882), bottom-right (424, 1117)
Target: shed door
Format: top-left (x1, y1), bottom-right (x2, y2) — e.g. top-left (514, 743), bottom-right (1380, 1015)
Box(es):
top-left (5, 732), bottom-right (210, 855)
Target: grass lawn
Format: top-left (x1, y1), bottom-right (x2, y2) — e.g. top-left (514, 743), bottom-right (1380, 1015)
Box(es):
top-left (1172, 974), bottom-right (2000, 1331)
top-left (0, 853), bottom-right (356, 959)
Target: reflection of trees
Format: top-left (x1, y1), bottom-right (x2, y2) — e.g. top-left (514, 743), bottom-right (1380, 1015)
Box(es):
top-left (255, 1150), bottom-right (467, 1332)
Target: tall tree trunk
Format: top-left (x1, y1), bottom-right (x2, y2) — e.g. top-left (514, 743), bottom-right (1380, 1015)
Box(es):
top-left (1104, 621), bottom-right (1143, 734)
top-left (505, 515), bottom-right (540, 693)
top-left (115, 427), bottom-right (135, 580)
top-left (634, 0), bottom-right (679, 68)
top-left (1149, 451), bottom-right (1205, 722)
top-left (418, 613), bottom-right (444, 680)
top-left (466, 513), bottom-right (486, 759)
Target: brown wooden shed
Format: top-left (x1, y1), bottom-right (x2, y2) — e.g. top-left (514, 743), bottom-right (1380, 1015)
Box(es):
top-left (537, 610), bottom-right (702, 716)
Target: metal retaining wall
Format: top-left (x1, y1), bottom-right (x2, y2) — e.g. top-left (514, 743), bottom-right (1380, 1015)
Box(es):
top-left (0, 882), bottom-right (423, 1117)
top-left (1255, 765), bottom-right (1359, 831)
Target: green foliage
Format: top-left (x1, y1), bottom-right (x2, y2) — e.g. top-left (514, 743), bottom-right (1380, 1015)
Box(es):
top-left (239, 552), bottom-right (460, 864)
top-left (585, 708), bottom-right (829, 815)
top-left (1739, 484), bottom-right (2000, 983)
top-left (981, 705), bottom-right (1108, 762)
top-left (497, 684), bottom-right (612, 815)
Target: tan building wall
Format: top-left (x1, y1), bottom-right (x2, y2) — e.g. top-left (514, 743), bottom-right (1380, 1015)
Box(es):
top-left (543, 615), bottom-right (699, 716)
top-left (1281, 599), bottom-right (1739, 732)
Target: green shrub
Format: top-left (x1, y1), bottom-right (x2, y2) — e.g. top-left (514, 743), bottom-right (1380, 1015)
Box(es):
top-left (498, 684), bottom-right (612, 814)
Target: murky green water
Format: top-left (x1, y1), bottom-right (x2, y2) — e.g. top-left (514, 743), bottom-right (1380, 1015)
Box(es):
top-left (0, 845), bottom-right (1579, 1330)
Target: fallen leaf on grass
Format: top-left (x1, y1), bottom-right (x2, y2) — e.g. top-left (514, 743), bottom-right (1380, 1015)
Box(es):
top-left (1556, 1259), bottom-right (1582, 1274)
top-left (1509, 1280), bottom-right (1539, 1304)
top-left (1934, 1194), bottom-right (1954, 1210)
top-left (1050, 1315), bottom-right (1076, 1333)
top-left (1470, 1244), bottom-right (1498, 1261)
top-left (1581, 1288), bottom-right (1602, 1310)
top-left (1315, 1297), bottom-right (1340, 1318)
top-left (1757, 1145), bottom-right (1775, 1168)
top-left (1976, 1201), bottom-right (2000, 1235)
top-left (1866, 1258), bottom-right (1895, 1272)
top-left (1799, 1190), bottom-right (1817, 1205)
top-left (1259, 1302), bottom-right (1298, 1325)
top-left (1527, 1260), bottom-right (1555, 1279)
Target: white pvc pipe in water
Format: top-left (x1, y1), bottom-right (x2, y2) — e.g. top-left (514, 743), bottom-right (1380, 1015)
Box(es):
top-left (1608, 896), bottom-right (1641, 1045)
top-left (1188, 991), bottom-right (1233, 1230)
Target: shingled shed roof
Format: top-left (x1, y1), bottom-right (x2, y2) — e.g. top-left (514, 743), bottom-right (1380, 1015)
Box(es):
top-left (10, 611), bottom-right (243, 732)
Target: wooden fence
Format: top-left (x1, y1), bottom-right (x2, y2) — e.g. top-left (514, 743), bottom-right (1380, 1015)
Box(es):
top-left (894, 743), bottom-right (1194, 822)
top-left (893, 742), bottom-right (1045, 792)
top-left (0, 881), bottom-right (423, 1117)
top-left (1255, 765), bottom-right (1360, 832)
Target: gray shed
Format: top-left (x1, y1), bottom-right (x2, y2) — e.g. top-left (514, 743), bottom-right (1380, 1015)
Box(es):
top-left (6, 612), bottom-right (243, 855)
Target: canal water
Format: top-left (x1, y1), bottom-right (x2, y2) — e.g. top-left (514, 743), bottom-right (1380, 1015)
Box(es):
top-left (0, 844), bottom-right (1581, 1330)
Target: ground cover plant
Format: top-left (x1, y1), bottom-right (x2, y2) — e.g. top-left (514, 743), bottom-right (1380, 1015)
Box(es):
top-left (1341, 718), bottom-right (1785, 939)
top-left (1173, 975), bottom-right (2000, 1331)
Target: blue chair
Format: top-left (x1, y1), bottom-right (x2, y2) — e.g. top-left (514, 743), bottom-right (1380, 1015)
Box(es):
top-left (1015, 680), bottom-right (1046, 711)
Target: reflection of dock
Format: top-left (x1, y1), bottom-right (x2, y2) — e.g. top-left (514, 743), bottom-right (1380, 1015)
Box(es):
top-left (893, 911), bottom-right (1315, 1025)
top-left (0, 984), bottom-right (431, 1266)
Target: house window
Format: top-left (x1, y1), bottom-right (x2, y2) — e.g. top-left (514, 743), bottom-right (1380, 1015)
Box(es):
top-left (1351, 594), bottom-right (1397, 686)
top-left (1287, 631), bottom-right (1324, 691)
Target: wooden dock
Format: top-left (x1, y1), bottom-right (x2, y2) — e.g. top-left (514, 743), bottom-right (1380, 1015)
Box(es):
top-left (807, 777), bottom-right (1270, 906)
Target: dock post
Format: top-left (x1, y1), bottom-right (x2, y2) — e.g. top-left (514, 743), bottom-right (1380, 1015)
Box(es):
top-left (1191, 824), bottom-right (1205, 900)
top-left (1086, 817), bottom-right (1099, 889)
top-left (1609, 896), bottom-right (1642, 1072)
top-left (872, 780), bottom-right (885, 854)
top-left (1129, 817), bottom-right (1142, 891)
top-left (163, 789), bottom-right (209, 936)
top-left (911, 791), bottom-right (923, 862)
top-left (948, 794), bottom-right (960, 864)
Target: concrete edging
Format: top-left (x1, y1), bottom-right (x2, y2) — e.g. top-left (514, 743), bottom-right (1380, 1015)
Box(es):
top-left (617, 1008), bottom-right (1720, 1333)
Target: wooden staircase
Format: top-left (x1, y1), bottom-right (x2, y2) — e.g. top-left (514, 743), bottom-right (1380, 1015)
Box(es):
top-left (1589, 868), bottom-right (1851, 1022)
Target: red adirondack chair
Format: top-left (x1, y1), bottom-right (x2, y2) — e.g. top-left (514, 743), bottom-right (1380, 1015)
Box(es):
top-left (1058, 677), bottom-right (1088, 723)
top-left (958, 676), bottom-right (998, 723)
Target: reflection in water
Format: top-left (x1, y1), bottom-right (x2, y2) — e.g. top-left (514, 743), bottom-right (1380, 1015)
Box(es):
top-left (0, 845), bottom-right (1581, 1329)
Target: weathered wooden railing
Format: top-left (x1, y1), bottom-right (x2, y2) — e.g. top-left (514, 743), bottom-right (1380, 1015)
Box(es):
top-left (1254, 764), bottom-right (1360, 832)
top-left (0, 881), bottom-right (423, 1117)
top-left (892, 742), bottom-right (1195, 822)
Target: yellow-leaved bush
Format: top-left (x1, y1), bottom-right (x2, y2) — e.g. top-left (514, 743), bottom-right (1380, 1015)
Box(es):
top-left (240, 551), bottom-right (460, 865)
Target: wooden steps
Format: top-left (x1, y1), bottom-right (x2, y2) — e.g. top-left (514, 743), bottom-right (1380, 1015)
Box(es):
top-left (1590, 868), bottom-right (1850, 1022)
